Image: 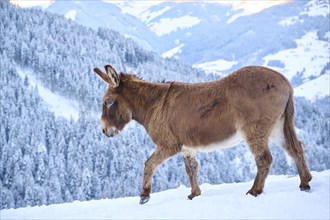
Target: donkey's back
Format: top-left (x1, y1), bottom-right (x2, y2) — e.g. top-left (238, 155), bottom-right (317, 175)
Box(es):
top-left (156, 66), bottom-right (292, 149)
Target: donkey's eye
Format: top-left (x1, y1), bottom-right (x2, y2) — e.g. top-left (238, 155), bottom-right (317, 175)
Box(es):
top-left (104, 100), bottom-right (114, 108)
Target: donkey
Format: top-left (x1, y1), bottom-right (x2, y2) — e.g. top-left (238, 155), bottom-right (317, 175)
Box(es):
top-left (93, 64), bottom-right (312, 204)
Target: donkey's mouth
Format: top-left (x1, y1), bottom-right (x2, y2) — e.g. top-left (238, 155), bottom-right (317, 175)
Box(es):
top-left (102, 128), bottom-right (119, 138)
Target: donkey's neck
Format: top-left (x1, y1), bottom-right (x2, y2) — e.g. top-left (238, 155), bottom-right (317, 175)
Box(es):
top-left (122, 79), bottom-right (171, 126)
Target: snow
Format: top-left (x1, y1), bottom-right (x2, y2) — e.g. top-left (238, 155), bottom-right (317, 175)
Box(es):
top-left (109, 1), bottom-right (163, 19)
top-left (10, 0), bottom-right (54, 9)
top-left (325, 31), bottom-right (330, 40)
top-left (227, 10), bottom-right (253, 24)
top-left (278, 16), bottom-right (302, 26)
top-left (2, 170), bottom-right (329, 219)
top-left (162, 43), bottom-right (184, 59)
top-left (193, 59), bottom-right (238, 76)
top-left (17, 68), bottom-right (79, 121)
top-left (140, 6), bottom-right (171, 23)
top-left (149, 15), bottom-right (201, 36)
top-left (301, 0), bottom-right (330, 17)
top-left (226, 0), bottom-right (289, 24)
top-left (279, 1), bottom-right (328, 26)
top-left (64, 10), bottom-right (77, 21)
top-left (294, 72), bottom-right (330, 100)
top-left (263, 31), bottom-right (330, 81)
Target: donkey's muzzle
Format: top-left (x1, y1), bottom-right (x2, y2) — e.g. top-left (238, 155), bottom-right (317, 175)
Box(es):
top-left (102, 128), bottom-right (119, 138)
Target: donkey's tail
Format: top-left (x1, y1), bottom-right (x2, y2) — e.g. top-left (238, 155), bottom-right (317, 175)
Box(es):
top-left (283, 91), bottom-right (302, 155)
top-left (283, 90), bottom-right (312, 186)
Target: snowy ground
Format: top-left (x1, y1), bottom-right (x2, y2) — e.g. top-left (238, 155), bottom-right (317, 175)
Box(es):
top-left (2, 170), bottom-right (329, 220)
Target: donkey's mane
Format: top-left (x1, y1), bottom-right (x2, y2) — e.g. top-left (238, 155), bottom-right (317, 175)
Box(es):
top-left (119, 72), bottom-right (173, 84)
top-left (119, 72), bottom-right (143, 81)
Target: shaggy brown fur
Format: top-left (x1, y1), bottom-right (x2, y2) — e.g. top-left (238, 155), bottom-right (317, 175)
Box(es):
top-left (93, 65), bottom-right (312, 204)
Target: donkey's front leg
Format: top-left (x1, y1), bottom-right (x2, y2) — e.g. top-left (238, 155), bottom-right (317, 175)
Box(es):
top-left (140, 146), bottom-right (176, 204)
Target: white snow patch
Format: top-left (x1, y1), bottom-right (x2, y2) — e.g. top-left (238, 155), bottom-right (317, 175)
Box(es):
top-left (279, 1), bottom-right (329, 26)
top-left (2, 170), bottom-right (329, 219)
top-left (149, 15), bottom-right (201, 36)
top-left (162, 43), bottom-right (184, 59)
top-left (278, 16), bottom-right (302, 26)
top-left (301, 0), bottom-right (330, 17)
top-left (226, 0), bottom-right (289, 24)
top-left (325, 31), bottom-right (330, 40)
top-left (140, 6), bottom-right (171, 23)
top-left (123, 34), bottom-right (152, 51)
top-left (294, 72), bottom-right (330, 101)
top-left (263, 31), bottom-right (330, 81)
top-left (193, 59), bottom-right (238, 76)
top-left (109, 1), bottom-right (163, 19)
top-left (17, 68), bottom-right (79, 121)
top-left (64, 10), bottom-right (77, 21)
top-left (227, 10), bottom-right (252, 24)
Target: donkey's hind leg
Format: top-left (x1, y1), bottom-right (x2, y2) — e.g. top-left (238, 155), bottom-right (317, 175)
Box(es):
top-left (245, 130), bottom-right (273, 196)
top-left (282, 140), bottom-right (312, 191)
top-left (181, 149), bottom-right (201, 200)
top-left (272, 118), bottom-right (312, 191)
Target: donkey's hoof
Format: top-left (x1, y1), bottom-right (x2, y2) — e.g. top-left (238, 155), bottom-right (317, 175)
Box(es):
top-left (139, 196), bottom-right (150, 205)
top-left (300, 184), bottom-right (311, 192)
top-left (188, 192), bottom-right (200, 200)
top-left (246, 188), bottom-right (263, 197)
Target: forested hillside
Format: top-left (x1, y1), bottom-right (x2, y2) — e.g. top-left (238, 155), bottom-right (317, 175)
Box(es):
top-left (0, 1), bottom-right (329, 210)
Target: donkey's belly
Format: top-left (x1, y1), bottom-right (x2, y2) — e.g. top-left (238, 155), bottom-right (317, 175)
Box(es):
top-left (184, 130), bottom-right (244, 152)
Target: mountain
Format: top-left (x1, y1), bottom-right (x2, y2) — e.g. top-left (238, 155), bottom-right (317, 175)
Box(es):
top-left (139, 1), bottom-right (329, 99)
top-left (135, 1), bottom-right (328, 67)
top-left (1, 0), bottom-right (329, 211)
top-left (46, 0), bottom-right (165, 52)
top-left (2, 170), bottom-right (329, 219)
top-left (43, 0), bottom-right (329, 101)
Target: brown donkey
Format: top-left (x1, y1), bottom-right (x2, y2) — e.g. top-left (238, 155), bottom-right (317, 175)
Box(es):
top-left (93, 64), bottom-right (312, 204)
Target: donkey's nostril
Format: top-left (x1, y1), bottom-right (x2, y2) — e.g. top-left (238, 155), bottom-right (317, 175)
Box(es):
top-left (102, 129), bottom-right (106, 134)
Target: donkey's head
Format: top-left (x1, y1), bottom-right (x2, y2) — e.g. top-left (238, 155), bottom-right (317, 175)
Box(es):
top-left (93, 65), bottom-right (132, 138)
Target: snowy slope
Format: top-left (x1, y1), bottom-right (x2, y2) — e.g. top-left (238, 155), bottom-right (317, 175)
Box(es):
top-left (263, 31), bottom-right (329, 82)
top-left (263, 31), bottom-right (330, 101)
top-left (294, 72), bottom-right (330, 100)
top-left (2, 170), bottom-right (329, 219)
top-left (16, 68), bottom-right (80, 121)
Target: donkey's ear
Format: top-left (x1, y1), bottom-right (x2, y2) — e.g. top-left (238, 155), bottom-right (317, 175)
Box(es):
top-left (93, 67), bottom-right (111, 84)
top-left (104, 64), bottom-right (120, 88)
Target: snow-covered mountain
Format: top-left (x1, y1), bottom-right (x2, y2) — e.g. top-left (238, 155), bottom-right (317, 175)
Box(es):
top-left (46, 0), bottom-right (165, 52)
top-left (2, 170), bottom-right (329, 219)
top-left (133, 1), bottom-right (328, 65)
top-left (137, 1), bottom-right (329, 100)
top-left (42, 0), bottom-right (329, 101)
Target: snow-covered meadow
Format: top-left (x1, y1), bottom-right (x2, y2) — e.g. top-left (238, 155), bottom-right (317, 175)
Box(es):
top-left (2, 170), bottom-right (329, 220)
